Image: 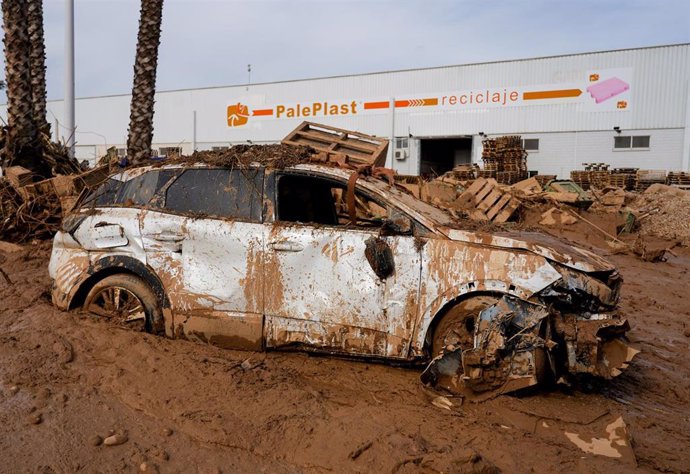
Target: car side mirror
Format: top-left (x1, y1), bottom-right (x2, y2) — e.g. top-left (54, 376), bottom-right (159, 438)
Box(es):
top-left (381, 216), bottom-right (412, 236)
top-left (364, 237), bottom-right (395, 280)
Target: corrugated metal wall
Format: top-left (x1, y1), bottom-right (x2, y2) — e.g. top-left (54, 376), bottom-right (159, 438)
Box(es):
top-left (1, 44), bottom-right (688, 173)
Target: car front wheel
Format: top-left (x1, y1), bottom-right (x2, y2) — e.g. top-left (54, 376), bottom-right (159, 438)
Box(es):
top-left (431, 295), bottom-right (499, 356)
top-left (83, 274), bottom-right (162, 333)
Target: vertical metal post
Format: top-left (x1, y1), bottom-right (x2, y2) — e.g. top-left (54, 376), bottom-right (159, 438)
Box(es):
top-left (387, 97), bottom-right (395, 168)
top-left (192, 110), bottom-right (197, 152)
top-left (65, 0), bottom-right (75, 157)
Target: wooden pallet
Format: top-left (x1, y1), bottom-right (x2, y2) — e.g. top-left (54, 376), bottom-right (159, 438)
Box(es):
top-left (282, 121), bottom-right (389, 167)
top-left (454, 178), bottom-right (520, 223)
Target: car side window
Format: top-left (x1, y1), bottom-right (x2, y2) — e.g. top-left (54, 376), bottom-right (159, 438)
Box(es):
top-left (164, 168), bottom-right (263, 221)
top-left (82, 169), bottom-right (176, 207)
top-left (276, 174), bottom-right (388, 228)
top-left (117, 169), bottom-right (177, 206)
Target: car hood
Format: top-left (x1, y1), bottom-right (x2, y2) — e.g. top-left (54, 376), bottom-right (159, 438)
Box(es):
top-left (438, 228), bottom-right (615, 273)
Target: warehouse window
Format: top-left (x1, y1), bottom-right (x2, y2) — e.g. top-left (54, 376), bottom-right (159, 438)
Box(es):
top-left (159, 146), bottom-right (182, 157)
top-left (395, 138), bottom-right (409, 149)
top-left (522, 139), bottom-right (539, 151)
top-left (614, 135), bottom-right (650, 150)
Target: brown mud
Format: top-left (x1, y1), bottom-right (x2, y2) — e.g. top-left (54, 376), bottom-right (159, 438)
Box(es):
top-left (1, 235), bottom-right (690, 473)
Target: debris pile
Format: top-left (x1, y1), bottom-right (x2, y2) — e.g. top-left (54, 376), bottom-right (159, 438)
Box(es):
top-left (0, 164), bottom-right (109, 242)
top-left (631, 184), bottom-right (690, 246)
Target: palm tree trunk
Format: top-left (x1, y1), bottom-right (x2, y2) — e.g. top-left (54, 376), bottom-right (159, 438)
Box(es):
top-left (127, 0), bottom-right (164, 165)
top-left (27, 0), bottom-right (50, 135)
top-left (2, 0), bottom-right (40, 170)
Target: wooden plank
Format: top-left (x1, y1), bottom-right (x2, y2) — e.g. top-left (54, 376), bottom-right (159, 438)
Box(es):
top-left (473, 181), bottom-right (494, 204)
top-left (486, 193), bottom-right (512, 220)
top-left (477, 189), bottom-right (503, 212)
top-left (493, 199), bottom-right (520, 223)
top-left (454, 178), bottom-right (489, 208)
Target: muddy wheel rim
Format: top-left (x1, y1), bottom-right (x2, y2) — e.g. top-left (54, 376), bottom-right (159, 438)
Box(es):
top-left (87, 286), bottom-right (146, 329)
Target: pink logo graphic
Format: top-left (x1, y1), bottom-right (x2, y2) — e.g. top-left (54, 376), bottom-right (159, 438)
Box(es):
top-left (586, 77), bottom-right (630, 104)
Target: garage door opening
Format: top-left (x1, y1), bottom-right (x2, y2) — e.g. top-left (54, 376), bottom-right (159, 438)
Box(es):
top-left (419, 137), bottom-right (473, 178)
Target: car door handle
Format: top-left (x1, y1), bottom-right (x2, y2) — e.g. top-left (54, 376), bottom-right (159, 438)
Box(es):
top-left (269, 241), bottom-right (304, 252)
top-left (153, 232), bottom-right (185, 242)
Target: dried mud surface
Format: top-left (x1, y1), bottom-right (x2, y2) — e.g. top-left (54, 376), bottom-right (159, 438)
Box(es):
top-left (1, 235), bottom-right (689, 473)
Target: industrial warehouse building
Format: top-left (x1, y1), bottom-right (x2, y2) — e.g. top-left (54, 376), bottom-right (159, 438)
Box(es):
top-left (3, 43), bottom-right (690, 177)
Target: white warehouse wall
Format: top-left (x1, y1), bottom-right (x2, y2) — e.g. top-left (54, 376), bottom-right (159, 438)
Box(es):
top-left (1, 44), bottom-right (689, 174)
top-left (513, 128), bottom-right (685, 177)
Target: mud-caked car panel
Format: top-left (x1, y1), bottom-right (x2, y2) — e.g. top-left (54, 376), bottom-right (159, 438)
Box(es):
top-left (49, 163), bottom-right (637, 395)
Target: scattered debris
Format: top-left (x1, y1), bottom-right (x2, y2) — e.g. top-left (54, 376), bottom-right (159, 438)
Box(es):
top-left (565, 416), bottom-right (635, 464)
top-left (455, 177), bottom-right (521, 223)
top-left (103, 432), bottom-right (129, 446)
top-left (431, 395), bottom-right (454, 411)
top-left (348, 440), bottom-right (373, 460)
top-left (28, 413), bottom-right (42, 425)
top-left (539, 207), bottom-right (578, 226)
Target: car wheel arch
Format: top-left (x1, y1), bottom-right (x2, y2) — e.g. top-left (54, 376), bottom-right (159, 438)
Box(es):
top-left (69, 255), bottom-right (171, 311)
top-left (413, 279), bottom-right (534, 358)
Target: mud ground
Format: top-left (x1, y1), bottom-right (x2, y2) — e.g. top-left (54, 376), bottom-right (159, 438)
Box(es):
top-left (1, 234), bottom-right (689, 473)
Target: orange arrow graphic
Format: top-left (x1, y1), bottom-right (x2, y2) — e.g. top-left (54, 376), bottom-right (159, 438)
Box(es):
top-left (523, 89), bottom-right (582, 100)
top-left (364, 98), bottom-right (438, 109)
top-left (252, 108), bottom-right (274, 116)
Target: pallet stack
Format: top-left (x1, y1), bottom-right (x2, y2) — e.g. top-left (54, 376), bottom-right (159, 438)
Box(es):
top-left (635, 170), bottom-right (667, 191)
top-left (480, 136), bottom-right (528, 185)
top-left (667, 172), bottom-right (690, 188)
top-left (570, 170), bottom-right (592, 190)
top-left (450, 164), bottom-right (479, 181)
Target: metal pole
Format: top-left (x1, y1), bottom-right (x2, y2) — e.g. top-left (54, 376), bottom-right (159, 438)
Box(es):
top-left (387, 97), bottom-right (395, 168)
top-left (192, 110), bottom-right (197, 152)
top-left (65, 0), bottom-right (75, 157)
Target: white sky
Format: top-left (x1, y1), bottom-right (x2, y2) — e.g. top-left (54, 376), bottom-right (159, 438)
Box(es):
top-left (2, 0), bottom-right (690, 100)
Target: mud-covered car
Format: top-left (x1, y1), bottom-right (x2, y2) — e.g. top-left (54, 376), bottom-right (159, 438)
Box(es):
top-left (49, 162), bottom-right (637, 394)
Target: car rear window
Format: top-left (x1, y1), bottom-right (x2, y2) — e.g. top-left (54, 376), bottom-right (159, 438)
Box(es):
top-left (164, 168), bottom-right (263, 221)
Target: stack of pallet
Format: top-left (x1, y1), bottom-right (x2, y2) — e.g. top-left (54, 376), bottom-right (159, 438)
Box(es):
top-left (480, 136), bottom-right (528, 185)
top-left (635, 170), bottom-right (667, 191)
top-left (449, 164), bottom-right (479, 181)
top-left (667, 172), bottom-right (690, 188)
top-left (582, 163), bottom-right (610, 171)
top-left (609, 168), bottom-right (638, 190)
top-left (570, 171), bottom-right (592, 190)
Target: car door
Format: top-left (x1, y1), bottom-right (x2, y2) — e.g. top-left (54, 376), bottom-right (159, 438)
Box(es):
top-left (263, 170), bottom-right (422, 358)
top-left (141, 167), bottom-right (265, 350)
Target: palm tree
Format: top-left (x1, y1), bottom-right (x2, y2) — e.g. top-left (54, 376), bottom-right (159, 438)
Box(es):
top-left (1, 0), bottom-right (41, 171)
top-left (126, 0), bottom-right (165, 165)
top-left (27, 0), bottom-right (50, 135)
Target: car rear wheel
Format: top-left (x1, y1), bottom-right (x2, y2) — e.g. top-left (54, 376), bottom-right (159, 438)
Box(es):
top-left (431, 295), bottom-right (499, 356)
top-left (83, 274), bottom-right (161, 333)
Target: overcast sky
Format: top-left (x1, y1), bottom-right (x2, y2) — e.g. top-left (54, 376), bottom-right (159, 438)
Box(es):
top-left (2, 0), bottom-right (690, 101)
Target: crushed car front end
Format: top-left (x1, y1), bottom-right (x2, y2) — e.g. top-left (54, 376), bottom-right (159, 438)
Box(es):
top-left (420, 229), bottom-right (638, 396)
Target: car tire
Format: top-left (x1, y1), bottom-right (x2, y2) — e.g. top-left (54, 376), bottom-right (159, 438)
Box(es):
top-left (430, 295), bottom-right (499, 356)
top-left (83, 274), bottom-right (163, 334)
